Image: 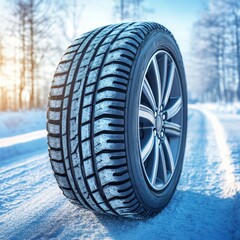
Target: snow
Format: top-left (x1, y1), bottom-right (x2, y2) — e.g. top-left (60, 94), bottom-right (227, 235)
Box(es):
top-left (0, 107), bottom-right (239, 239)
top-left (0, 111), bottom-right (47, 165)
top-left (0, 130), bottom-right (46, 148)
top-left (199, 102), bottom-right (240, 115)
top-left (191, 105), bottom-right (237, 197)
top-left (0, 110), bottom-right (46, 138)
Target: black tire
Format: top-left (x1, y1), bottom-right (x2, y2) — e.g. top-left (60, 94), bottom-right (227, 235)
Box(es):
top-left (47, 22), bottom-right (187, 219)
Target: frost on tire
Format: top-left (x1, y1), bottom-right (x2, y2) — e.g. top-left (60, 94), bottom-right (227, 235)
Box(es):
top-left (47, 22), bottom-right (187, 219)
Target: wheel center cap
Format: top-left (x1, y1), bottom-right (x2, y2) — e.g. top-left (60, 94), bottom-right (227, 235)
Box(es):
top-left (155, 115), bottom-right (162, 135)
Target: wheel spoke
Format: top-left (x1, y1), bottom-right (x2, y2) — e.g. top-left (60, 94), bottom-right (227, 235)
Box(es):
top-left (159, 143), bottom-right (168, 183)
top-left (165, 97), bottom-right (182, 120)
top-left (161, 54), bottom-right (168, 99)
top-left (164, 121), bottom-right (181, 137)
top-left (162, 136), bottom-right (174, 173)
top-left (139, 104), bottom-right (155, 126)
top-left (162, 61), bottom-right (175, 107)
top-left (139, 50), bottom-right (183, 191)
top-left (141, 131), bottom-right (154, 163)
top-left (142, 77), bottom-right (157, 111)
top-left (152, 56), bottom-right (161, 108)
top-left (150, 137), bottom-right (160, 185)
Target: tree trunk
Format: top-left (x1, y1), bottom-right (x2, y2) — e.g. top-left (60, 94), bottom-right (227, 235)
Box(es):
top-left (19, 10), bottom-right (26, 109)
top-left (29, 0), bottom-right (35, 108)
top-left (120, 0), bottom-right (124, 22)
top-left (234, 13), bottom-right (240, 100)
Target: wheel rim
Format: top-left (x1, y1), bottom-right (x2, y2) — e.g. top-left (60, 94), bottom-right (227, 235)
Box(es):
top-left (138, 50), bottom-right (183, 191)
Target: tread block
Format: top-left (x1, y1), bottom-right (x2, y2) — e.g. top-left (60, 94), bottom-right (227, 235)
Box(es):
top-left (94, 134), bottom-right (125, 153)
top-left (87, 176), bottom-right (98, 192)
top-left (101, 65), bottom-right (129, 79)
top-left (48, 100), bottom-right (62, 109)
top-left (49, 149), bottom-right (62, 161)
top-left (52, 75), bottom-right (67, 86)
top-left (62, 188), bottom-right (77, 200)
top-left (98, 168), bottom-right (128, 186)
top-left (61, 52), bottom-right (76, 62)
top-left (87, 69), bottom-right (99, 84)
top-left (98, 78), bottom-right (128, 91)
top-left (55, 61), bottom-right (72, 74)
top-left (91, 54), bottom-right (105, 69)
top-left (83, 158), bottom-right (94, 177)
top-left (83, 93), bottom-right (93, 107)
top-left (97, 43), bottom-right (111, 55)
top-left (96, 90), bottom-right (126, 102)
top-left (50, 87), bottom-right (64, 96)
top-left (105, 51), bottom-right (133, 66)
top-left (81, 123), bottom-right (91, 141)
top-left (81, 140), bottom-right (91, 159)
top-left (51, 160), bottom-right (65, 174)
top-left (111, 40), bottom-right (137, 54)
top-left (94, 118), bottom-right (124, 134)
top-left (47, 123), bottom-right (60, 134)
top-left (48, 136), bottom-right (61, 148)
top-left (96, 152), bottom-right (126, 170)
top-left (70, 118), bottom-right (78, 139)
top-left (54, 174), bottom-right (71, 188)
top-left (48, 111), bottom-right (60, 121)
top-left (95, 101), bottom-right (124, 118)
top-left (103, 184), bottom-right (132, 200)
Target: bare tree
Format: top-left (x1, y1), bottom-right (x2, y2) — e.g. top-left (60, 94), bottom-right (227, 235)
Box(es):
top-left (7, 0), bottom-right (58, 109)
top-left (55, 0), bottom-right (85, 44)
top-left (11, 0), bottom-right (28, 109)
top-left (0, 38), bottom-right (3, 73)
top-left (191, 0), bottom-right (240, 103)
top-left (114, 0), bottom-right (151, 22)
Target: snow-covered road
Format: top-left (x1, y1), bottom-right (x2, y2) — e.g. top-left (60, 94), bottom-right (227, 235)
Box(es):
top-left (0, 107), bottom-right (239, 240)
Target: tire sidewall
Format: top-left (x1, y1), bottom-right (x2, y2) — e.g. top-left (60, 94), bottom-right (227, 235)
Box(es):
top-left (126, 30), bottom-right (188, 212)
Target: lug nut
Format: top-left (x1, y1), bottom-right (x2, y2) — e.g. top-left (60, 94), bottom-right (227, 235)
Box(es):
top-left (160, 131), bottom-right (164, 138)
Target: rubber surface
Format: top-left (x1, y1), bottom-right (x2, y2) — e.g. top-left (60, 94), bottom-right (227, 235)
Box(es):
top-left (47, 22), bottom-right (187, 219)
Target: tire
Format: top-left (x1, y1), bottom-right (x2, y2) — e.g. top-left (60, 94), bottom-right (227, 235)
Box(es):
top-left (47, 22), bottom-right (187, 219)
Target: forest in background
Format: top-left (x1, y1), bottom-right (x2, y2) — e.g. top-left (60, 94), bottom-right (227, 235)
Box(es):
top-left (0, 0), bottom-right (148, 111)
top-left (0, 0), bottom-right (239, 111)
top-left (192, 0), bottom-right (240, 103)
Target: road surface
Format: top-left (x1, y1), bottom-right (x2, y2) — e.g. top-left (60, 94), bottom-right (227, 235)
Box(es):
top-left (0, 107), bottom-right (239, 240)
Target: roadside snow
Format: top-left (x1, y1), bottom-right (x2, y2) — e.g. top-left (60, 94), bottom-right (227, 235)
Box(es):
top-left (0, 130), bottom-right (46, 148)
top-left (0, 110), bottom-right (46, 138)
top-left (198, 102), bottom-right (240, 115)
top-left (0, 111), bottom-right (47, 165)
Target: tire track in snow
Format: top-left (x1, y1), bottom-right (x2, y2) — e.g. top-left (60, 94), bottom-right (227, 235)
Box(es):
top-left (192, 106), bottom-right (237, 197)
top-left (0, 130), bottom-right (46, 148)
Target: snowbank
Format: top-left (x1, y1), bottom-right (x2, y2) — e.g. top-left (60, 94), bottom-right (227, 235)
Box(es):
top-left (0, 110), bottom-right (46, 138)
top-left (0, 110), bottom-right (47, 165)
top-left (192, 102), bottom-right (240, 115)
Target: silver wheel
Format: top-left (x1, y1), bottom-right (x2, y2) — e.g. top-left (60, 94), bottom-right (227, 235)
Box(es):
top-left (139, 50), bottom-right (183, 191)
